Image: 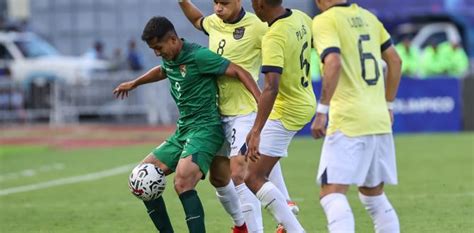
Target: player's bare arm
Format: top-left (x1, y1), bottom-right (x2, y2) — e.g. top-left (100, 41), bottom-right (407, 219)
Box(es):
top-left (246, 72), bottom-right (280, 162)
top-left (310, 52), bottom-right (342, 139)
top-left (113, 65), bottom-right (166, 99)
top-left (178, 0), bottom-right (204, 31)
top-left (224, 62), bottom-right (261, 103)
top-left (382, 46), bottom-right (402, 123)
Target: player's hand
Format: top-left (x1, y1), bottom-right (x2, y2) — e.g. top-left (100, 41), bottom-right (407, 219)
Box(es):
top-left (113, 81), bottom-right (136, 99)
top-left (245, 131), bottom-right (260, 162)
top-left (311, 113), bottom-right (327, 139)
top-left (389, 109), bottom-right (394, 125)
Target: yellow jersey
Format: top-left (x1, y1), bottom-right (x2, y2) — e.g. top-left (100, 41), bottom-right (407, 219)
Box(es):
top-left (312, 3), bottom-right (393, 136)
top-left (261, 9), bottom-right (316, 131)
top-left (202, 9), bottom-right (268, 116)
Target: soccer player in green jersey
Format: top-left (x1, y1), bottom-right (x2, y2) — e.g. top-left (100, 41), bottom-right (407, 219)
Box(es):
top-left (178, 0), bottom-right (300, 232)
top-left (113, 16), bottom-right (260, 233)
top-left (311, 1), bottom-right (402, 232)
top-left (246, 0), bottom-right (316, 232)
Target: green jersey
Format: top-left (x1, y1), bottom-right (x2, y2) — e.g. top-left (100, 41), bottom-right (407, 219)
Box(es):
top-left (162, 41), bottom-right (230, 128)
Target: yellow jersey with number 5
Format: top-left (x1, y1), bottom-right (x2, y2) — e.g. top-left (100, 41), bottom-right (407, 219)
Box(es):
top-left (261, 9), bottom-right (316, 131)
top-left (312, 3), bottom-right (393, 136)
top-left (202, 9), bottom-right (267, 116)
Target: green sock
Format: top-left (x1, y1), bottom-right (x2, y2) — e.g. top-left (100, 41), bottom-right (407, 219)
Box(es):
top-left (179, 190), bottom-right (206, 233)
top-left (143, 196), bottom-right (174, 233)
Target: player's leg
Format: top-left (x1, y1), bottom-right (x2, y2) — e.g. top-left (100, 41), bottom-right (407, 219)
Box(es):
top-left (358, 133), bottom-right (399, 233)
top-left (316, 131), bottom-right (375, 233)
top-left (246, 155), bottom-right (304, 233)
top-left (245, 120), bottom-right (304, 233)
top-left (175, 125), bottom-right (224, 233)
top-left (358, 184), bottom-right (399, 233)
top-left (231, 155), bottom-right (264, 233)
top-left (269, 161), bottom-right (299, 215)
top-left (209, 155), bottom-right (247, 231)
top-left (228, 113), bottom-right (264, 233)
top-left (141, 139), bottom-right (183, 233)
top-left (174, 155), bottom-right (207, 233)
top-left (319, 183), bottom-right (353, 233)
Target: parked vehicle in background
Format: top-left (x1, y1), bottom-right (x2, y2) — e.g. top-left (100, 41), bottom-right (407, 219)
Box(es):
top-left (0, 31), bottom-right (111, 83)
top-left (0, 31), bottom-right (111, 109)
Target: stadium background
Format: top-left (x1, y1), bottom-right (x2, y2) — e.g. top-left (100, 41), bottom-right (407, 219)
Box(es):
top-left (1, 0), bottom-right (473, 232)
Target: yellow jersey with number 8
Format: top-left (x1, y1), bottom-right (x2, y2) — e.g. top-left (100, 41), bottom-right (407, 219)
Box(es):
top-left (202, 10), bottom-right (267, 116)
top-left (261, 9), bottom-right (316, 131)
top-left (312, 3), bottom-right (393, 136)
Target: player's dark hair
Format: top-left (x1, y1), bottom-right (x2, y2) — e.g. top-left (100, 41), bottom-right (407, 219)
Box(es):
top-left (264, 0), bottom-right (282, 7)
top-left (141, 16), bottom-right (177, 43)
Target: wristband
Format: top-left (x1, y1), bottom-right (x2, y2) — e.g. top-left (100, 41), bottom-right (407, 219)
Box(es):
top-left (387, 101), bottom-right (394, 110)
top-left (316, 103), bottom-right (329, 114)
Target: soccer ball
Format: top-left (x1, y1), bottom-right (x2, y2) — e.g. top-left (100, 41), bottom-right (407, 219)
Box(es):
top-left (128, 163), bottom-right (166, 201)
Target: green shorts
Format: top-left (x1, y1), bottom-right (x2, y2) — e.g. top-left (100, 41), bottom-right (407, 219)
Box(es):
top-left (152, 124), bottom-right (224, 178)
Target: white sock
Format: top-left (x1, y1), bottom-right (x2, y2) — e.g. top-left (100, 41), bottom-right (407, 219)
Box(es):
top-left (359, 192), bottom-right (400, 233)
top-left (320, 193), bottom-right (355, 233)
top-left (269, 161), bottom-right (291, 200)
top-left (215, 180), bottom-right (245, 227)
top-left (256, 182), bottom-right (305, 233)
top-left (235, 183), bottom-right (264, 233)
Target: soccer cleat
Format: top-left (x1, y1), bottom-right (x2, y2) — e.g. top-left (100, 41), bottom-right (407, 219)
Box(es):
top-left (276, 224), bottom-right (287, 233)
top-left (232, 223), bottom-right (248, 233)
top-left (287, 200), bottom-right (300, 216)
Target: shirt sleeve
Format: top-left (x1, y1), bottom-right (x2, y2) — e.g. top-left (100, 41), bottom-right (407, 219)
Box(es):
top-left (312, 14), bottom-right (341, 63)
top-left (201, 16), bottom-right (210, 36)
top-left (254, 21), bottom-right (268, 50)
top-left (195, 48), bottom-right (230, 77)
top-left (261, 30), bottom-right (285, 74)
top-left (378, 20), bottom-right (392, 52)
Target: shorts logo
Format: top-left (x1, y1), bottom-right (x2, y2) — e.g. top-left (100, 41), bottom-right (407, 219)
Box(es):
top-left (179, 64), bottom-right (187, 77)
top-left (233, 27), bottom-right (245, 40)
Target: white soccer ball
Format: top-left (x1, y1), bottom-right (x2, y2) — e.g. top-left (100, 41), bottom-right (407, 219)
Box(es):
top-left (128, 163), bottom-right (166, 201)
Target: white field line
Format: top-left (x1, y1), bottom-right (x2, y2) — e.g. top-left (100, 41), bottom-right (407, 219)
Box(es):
top-left (0, 163), bottom-right (136, 196)
top-left (0, 163), bottom-right (65, 183)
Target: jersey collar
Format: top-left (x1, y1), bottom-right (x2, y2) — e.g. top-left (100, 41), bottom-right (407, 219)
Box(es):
top-left (330, 3), bottom-right (351, 9)
top-left (268, 9), bottom-right (293, 27)
top-left (224, 8), bottom-right (246, 24)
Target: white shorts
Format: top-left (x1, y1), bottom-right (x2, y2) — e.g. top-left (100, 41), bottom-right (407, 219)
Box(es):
top-left (259, 120), bottom-right (297, 157)
top-left (316, 131), bottom-right (398, 187)
top-left (217, 113), bottom-right (256, 157)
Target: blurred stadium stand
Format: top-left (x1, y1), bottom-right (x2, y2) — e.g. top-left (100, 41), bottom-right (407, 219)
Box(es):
top-left (0, 71), bottom-right (177, 125)
top-left (0, 0), bottom-right (473, 133)
top-left (26, 0), bottom-right (314, 69)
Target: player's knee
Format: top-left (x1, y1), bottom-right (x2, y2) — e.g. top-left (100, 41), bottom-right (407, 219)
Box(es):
top-left (231, 171), bottom-right (245, 185)
top-left (359, 183), bottom-right (384, 196)
top-left (244, 172), bottom-right (262, 192)
top-left (209, 172), bottom-right (229, 187)
top-left (173, 174), bottom-right (196, 194)
top-left (230, 156), bottom-right (246, 185)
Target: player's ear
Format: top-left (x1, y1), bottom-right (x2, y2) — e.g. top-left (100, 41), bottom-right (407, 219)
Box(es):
top-left (169, 33), bottom-right (179, 45)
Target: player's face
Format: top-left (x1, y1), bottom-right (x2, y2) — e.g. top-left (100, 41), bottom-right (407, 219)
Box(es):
top-left (214, 0), bottom-right (240, 21)
top-left (147, 36), bottom-right (177, 60)
top-left (251, 0), bottom-right (264, 21)
top-left (316, 0), bottom-right (330, 11)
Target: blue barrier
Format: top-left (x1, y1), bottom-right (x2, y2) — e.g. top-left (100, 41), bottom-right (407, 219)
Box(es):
top-left (392, 78), bottom-right (462, 133)
top-left (297, 77), bottom-right (462, 135)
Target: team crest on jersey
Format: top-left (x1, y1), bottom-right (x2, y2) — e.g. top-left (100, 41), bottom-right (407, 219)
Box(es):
top-left (179, 64), bottom-right (187, 77)
top-left (233, 27), bottom-right (245, 40)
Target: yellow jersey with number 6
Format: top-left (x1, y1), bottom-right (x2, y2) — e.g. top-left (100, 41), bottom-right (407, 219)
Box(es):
top-left (312, 3), bottom-right (393, 136)
top-left (202, 10), bottom-right (267, 116)
top-left (261, 9), bottom-right (316, 131)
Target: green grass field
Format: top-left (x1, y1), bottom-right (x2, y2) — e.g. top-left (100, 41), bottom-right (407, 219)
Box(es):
top-left (1, 133), bottom-right (473, 233)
